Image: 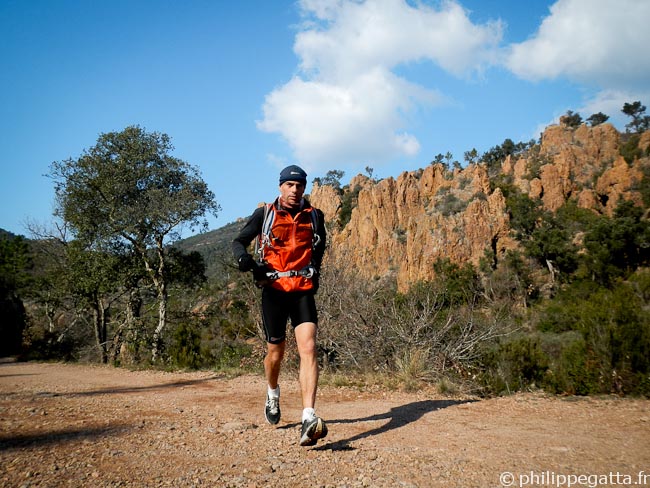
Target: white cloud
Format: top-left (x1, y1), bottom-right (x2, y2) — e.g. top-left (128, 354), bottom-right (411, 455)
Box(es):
top-left (258, 67), bottom-right (437, 167)
top-left (296, 0), bottom-right (503, 81)
top-left (257, 0), bottom-right (503, 169)
top-left (505, 0), bottom-right (650, 91)
top-left (504, 0), bottom-right (650, 135)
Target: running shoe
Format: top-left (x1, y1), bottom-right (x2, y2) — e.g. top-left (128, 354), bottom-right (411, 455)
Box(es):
top-left (299, 416), bottom-right (328, 446)
top-left (264, 394), bottom-right (281, 425)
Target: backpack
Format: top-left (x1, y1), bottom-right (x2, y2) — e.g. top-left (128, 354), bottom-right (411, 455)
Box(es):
top-left (254, 202), bottom-right (321, 264)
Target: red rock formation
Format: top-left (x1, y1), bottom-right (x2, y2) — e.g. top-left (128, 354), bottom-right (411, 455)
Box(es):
top-left (310, 124), bottom-right (649, 290)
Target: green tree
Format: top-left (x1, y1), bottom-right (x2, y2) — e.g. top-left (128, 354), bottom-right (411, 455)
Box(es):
top-left (0, 235), bottom-right (32, 356)
top-left (463, 148), bottom-right (479, 165)
top-left (586, 112), bottom-right (609, 126)
top-left (63, 241), bottom-right (122, 363)
top-left (444, 152), bottom-right (453, 167)
top-left (0, 234), bottom-right (32, 293)
top-left (525, 221), bottom-right (579, 280)
top-left (321, 169), bottom-right (345, 190)
top-left (50, 126), bottom-right (220, 362)
top-left (504, 188), bottom-right (579, 281)
top-left (581, 200), bottom-right (650, 286)
top-left (505, 190), bottom-right (543, 240)
top-left (482, 139), bottom-right (517, 176)
top-left (167, 248), bottom-right (206, 289)
top-left (561, 110), bottom-right (582, 128)
top-left (622, 101), bottom-right (650, 133)
top-left (431, 153), bottom-right (445, 167)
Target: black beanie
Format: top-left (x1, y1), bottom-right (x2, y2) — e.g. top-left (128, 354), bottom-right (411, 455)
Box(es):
top-left (279, 165), bottom-right (307, 185)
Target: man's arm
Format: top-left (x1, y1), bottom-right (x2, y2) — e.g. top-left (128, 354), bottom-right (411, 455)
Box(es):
top-left (232, 207), bottom-right (265, 267)
top-left (312, 209), bottom-right (327, 272)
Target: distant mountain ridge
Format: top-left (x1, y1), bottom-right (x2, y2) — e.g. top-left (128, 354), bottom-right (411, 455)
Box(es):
top-left (308, 123), bottom-right (649, 289)
top-left (0, 229), bottom-right (20, 241)
top-left (173, 219), bottom-right (245, 277)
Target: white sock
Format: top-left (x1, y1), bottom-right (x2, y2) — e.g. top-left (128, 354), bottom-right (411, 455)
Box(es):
top-left (302, 407), bottom-right (316, 423)
top-left (268, 385), bottom-right (280, 399)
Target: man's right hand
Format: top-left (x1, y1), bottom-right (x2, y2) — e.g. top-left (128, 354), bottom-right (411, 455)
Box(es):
top-left (238, 254), bottom-right (256, 272)
top-left (252, 263), bottom-right (270, 282)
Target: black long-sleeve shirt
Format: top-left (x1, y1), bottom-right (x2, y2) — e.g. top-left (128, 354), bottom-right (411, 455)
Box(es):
top-left (232, 198), bottom-right (327, 272)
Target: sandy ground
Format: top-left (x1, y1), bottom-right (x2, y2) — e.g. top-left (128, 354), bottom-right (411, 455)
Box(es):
top-left (1, 360), bottom-right (649, 487)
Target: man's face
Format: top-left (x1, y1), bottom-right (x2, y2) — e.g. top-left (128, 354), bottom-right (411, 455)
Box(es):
top-left (279, 180), bottom-right (306, 208)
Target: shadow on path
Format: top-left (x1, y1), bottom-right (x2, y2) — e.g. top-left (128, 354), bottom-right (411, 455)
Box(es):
top-left (0, 361), bottom-right (222, 398)
top-left (1, 376), bottom-right (222, 399)
top-left (0, 423), bottom-right (132, 451)
top-left (314, 399), bottom-right (474, 451)
top-left (63, 376), bottom-right (222, 397)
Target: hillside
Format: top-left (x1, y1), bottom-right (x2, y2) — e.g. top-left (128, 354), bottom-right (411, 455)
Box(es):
top-left (177, 123), bottom-right (650, 289)
top-left (0, 229), bottom-right (20, 241)
top-left (173, 219), bottom-right (245, 277)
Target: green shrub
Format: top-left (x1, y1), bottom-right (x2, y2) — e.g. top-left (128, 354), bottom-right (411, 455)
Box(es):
top-left (524, 154), bottom-right (553, 180)
top-left (536, 280), bottom-right (602, 333)
top-left (432, 259), bottom-right (480, 307)
top-left (213, 342), bottom-right (253, 369)
top-left (525, 223), bottom-right (579, 277)
top-left (169, 321), bottom-right (203, 369)
top-left (436, 192), bottom-right (468, 216)
top-left (535, 279), bottom-right (650, 395)
top-left (620, 134), bottom-right (642, 164)
top-left (580, 201), bottom-right (650, 286)
top-left (506, 190), bottom-right (543, 240)
top-left (480, 335), bottom-right (549, 394)
top-left (338, 185), bottom-right (361, 228)
top-left (636, 164), bottom-right (650, 208)
top-left (21, 327), bottom-right (78, 362)
top-left (541, 332), bottom-right (601, 395)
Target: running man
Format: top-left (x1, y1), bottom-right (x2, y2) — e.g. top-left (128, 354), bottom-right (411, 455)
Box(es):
top-left (232, 165), bottom-right (328, 446)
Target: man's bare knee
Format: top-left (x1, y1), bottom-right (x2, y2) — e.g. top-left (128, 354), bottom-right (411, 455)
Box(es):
top-left (294, 322), bottom-right (317, 357)
top-left (266, 342), bottom-right (285, 362)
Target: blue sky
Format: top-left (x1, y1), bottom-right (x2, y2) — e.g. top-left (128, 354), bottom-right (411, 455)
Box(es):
top-left (2, 0), bottom-right (649, 238)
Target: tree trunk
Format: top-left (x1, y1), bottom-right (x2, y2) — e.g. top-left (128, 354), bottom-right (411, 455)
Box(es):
top-left (150, 240), bottom-right (167, 363)
top-left (151, 282), bottom-right (167, 363)
top-left (132, 237), bottom-right (168, 363)
top-left (93, 298), bottom-right (108, 364)
top-left (121, 286), bottom-right (142, 364)
top-left (45, 296), bottom-right (56, 333)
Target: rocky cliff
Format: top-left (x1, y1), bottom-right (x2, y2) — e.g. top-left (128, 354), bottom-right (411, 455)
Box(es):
top-left (310, 123), bottom-right (650, 290)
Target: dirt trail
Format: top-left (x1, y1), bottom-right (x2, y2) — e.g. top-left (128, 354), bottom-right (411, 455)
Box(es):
top-left (1, 361), bottom-right (649, 487)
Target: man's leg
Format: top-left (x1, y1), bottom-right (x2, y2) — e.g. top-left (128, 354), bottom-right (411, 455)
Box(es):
top-left (264, 340), bottom-right (286, 390)
top-left (263, 340), bottom-right (285, 425)
top-left (294, 321), bottom-right (318, 408)
top-left (295, 321), bottom-right (327, 446)
top-left (261, 287), bottom-right (289, 425)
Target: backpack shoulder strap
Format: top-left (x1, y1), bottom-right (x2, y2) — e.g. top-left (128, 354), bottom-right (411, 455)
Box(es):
top-left (261, 203), bottom-right (275, 237)
top-left (254, 203), bottom-right (275, 261)
top-left (309, 207), bottom-right (321, 249)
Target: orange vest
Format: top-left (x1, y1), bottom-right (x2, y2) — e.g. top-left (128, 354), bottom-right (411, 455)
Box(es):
top-left (261, 204), bottom-right (315, 292)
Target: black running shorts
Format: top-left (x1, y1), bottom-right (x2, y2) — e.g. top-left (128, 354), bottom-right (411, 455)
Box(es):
top-left (261, 287), bottom-right (318, 344)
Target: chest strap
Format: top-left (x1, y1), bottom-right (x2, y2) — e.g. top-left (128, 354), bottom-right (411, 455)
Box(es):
top-left (265, 265), bottom-right (317, 280)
